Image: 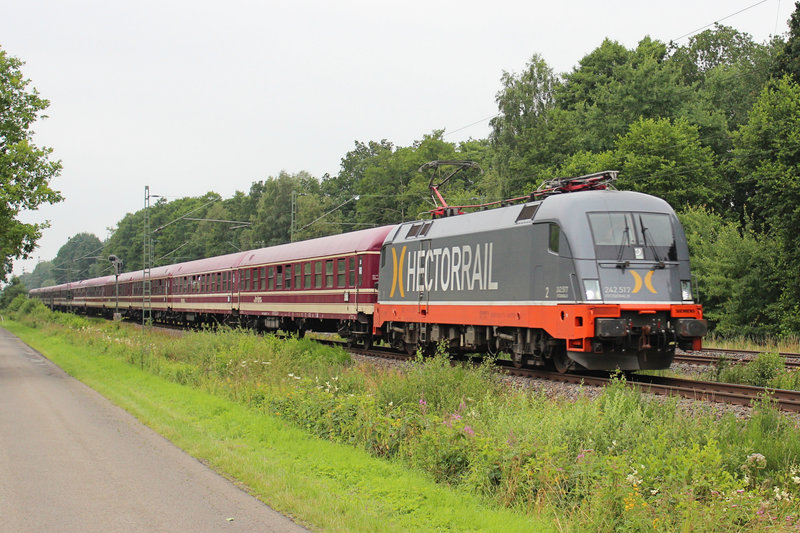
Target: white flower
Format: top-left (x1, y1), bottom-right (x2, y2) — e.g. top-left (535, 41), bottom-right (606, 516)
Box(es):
top-left (774, 486), bottom-right (791, 501)
top-left (626, 470), bottom-right (642, 486)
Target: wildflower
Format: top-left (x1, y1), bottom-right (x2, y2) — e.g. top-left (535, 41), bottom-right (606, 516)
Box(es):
top-left (774, 486), bottom-right (791, 501)
top-left (650, 489), bottom-right (659, 495)
top-left (463, 425), bottom-right (475, 437)
top-left (745, 453), bottom-right (767, 469)
top-left (626, 470), bottom-right (642, 486)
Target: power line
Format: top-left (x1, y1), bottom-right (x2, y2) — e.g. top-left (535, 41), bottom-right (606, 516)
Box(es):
top-left (443, 113), bottom-right (498, 138)
top-left (671, 0), bottom-right (772, 42)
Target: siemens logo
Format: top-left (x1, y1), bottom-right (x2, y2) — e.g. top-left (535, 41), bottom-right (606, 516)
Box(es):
top-left (389, 242), bottom-right (499, 297)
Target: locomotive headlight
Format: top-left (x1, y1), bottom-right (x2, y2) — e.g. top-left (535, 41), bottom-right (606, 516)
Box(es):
top-left (583, 279), bottom-right (602, 301)
top-left (681, 280), bottom-right (693, 301)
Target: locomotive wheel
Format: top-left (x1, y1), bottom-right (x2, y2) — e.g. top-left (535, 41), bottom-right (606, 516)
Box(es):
top-left (551, 350), bottom-right (573, 374)
top-left (511, 350), bottom-right (523, 369)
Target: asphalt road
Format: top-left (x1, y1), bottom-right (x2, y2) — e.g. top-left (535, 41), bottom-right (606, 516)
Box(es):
top-left (0, 327), bottom-right (308, 532)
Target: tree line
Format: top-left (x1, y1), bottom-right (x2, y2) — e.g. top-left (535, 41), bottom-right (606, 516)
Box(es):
top-left (9, 4), bottom-right (800, 338)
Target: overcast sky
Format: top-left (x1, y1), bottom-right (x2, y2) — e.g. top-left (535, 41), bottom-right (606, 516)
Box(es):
top-left (2, 0), bottom-right (796, 278)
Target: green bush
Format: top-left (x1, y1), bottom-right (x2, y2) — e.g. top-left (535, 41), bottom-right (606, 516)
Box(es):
top-left (5, 294), bottom-right (28, 313)
top-left (719, 352), bottom-right (786, 387)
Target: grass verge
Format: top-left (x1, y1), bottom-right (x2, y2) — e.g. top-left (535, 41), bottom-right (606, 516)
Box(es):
top-left (2, 321), bottom-right (544, 532)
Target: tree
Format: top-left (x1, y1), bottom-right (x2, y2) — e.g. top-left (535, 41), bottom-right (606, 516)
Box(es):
top-left (0, 47), bottom-right (63, 280)
top-left (670, 25), bottom-right (780, 153)
top-left (322, 139), bottom-right (394, 221)
top-left (18, 259), bottom-right (54, 289)
top-left (489, 54), bottom-right (577, 194)
top-left (732, 76), bottom-right (800, 334)
top-left (776, 1), bottom-right (800, 81)
top-left (557, 38), bottom-right (693, 153)
top-left (614, 117), bottom-right (725, 210)
top-left (243, 171), bottom-right (322, 248)
top-left (0, 276), bottom-right (27, 309)
top-left (52, 233), bottom-right (103, 284)
top-left (679, 207), bottom-right (782, 337)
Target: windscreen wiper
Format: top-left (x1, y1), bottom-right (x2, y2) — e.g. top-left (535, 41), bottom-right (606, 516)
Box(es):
top-left (640, 222), bottom-right (666, 269)
top-left (615, 225), bottom-right (630, 269)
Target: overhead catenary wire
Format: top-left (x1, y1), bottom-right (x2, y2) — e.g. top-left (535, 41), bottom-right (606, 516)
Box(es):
top-left (671, 0), bottom-right (772, 43)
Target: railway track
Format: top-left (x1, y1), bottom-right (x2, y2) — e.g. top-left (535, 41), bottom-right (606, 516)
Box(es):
top-left (674, 348), bottom-right (800, 369)
top-left (500, 362), bottom-right (800, 413)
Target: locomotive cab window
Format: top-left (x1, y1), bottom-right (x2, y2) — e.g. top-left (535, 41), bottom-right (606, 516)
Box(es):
top-left (548, 224), bottom-right (560, 254)
top-left (588, 212), bottom-right (677, 261)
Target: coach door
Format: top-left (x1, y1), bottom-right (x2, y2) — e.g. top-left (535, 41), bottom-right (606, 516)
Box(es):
top-left (353, 255), bottom-right (363, 314)
top-left (230, 270), bottom-right (239, 311)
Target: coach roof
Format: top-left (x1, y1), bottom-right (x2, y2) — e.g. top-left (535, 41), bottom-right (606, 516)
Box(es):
top-left (237, 225), bottom-right (397, 268)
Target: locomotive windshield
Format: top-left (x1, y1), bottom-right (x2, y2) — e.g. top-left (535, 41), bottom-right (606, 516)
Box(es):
top-left (588, 212), bottom-right (677, 261)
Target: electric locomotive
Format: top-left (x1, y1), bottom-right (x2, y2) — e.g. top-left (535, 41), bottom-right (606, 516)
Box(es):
top-left (373, 171), bottom-right (707, 371)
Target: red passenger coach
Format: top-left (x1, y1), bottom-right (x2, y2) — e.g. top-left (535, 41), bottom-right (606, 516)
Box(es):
top-left (234, 226), bottom-right (395, 342)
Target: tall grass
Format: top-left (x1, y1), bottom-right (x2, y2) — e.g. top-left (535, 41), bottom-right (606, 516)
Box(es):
top-left (9, 301), bottom-right (800, 531)
top-left (704, 332), bottom-right (800, 353)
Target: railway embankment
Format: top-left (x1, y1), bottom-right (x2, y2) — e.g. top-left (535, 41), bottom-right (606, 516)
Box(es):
top-left (4, 299), bottom-right (800, 531)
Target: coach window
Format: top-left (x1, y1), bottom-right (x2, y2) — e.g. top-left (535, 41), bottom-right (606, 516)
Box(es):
top-left (266, 266), bottom-right (273, 290)
top-left (548, 223), bottom-right (560, 254)
top-left (252, 268), bottom-right (259, 291)
top-left (349, 257), bottom-right (356, 286)
top-left (294, 263), bottom-right (302, 290)
top-left (325, 260), bottom-right (334, 288)
top-left (303, 263), bottom-right (311, 288)
top-left (337, 259), bottom-right (346, 287)
top-left (259, 267), bottom-right (265, 290)
top-left (223, 272), bottom-right (229, 292)
top-left (315, 261), bottom-right (322, 288)
top-left (284, 265), bottom-right (292, 289)
top-left (276, 265), bottom-right (283, 289)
